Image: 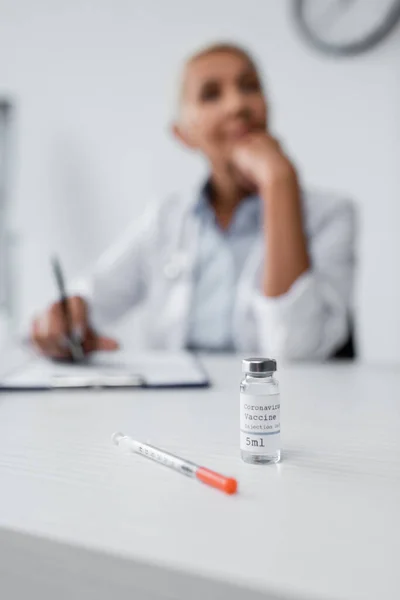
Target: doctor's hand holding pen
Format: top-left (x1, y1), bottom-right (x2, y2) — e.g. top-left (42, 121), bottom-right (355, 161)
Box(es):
top-left (31, 296), bottom-right (119, 359)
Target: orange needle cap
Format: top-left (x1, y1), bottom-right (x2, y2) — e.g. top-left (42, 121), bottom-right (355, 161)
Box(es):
top-left (196, 467), bottom-right (238, 495)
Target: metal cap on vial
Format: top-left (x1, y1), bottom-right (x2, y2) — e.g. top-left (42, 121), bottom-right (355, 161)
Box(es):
top-left (242, 357), bottom-right (277, 374)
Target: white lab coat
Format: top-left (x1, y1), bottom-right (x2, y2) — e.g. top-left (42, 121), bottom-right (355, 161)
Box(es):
top-left (74, 183), bottom-right (356, 360)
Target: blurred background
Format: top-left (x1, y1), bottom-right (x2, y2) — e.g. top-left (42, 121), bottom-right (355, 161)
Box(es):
top-left (0, 0), bottom-right (399, 362)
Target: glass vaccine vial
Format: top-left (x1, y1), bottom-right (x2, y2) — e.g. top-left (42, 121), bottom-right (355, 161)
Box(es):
top-left (240, 358), bottom-right (281, 464)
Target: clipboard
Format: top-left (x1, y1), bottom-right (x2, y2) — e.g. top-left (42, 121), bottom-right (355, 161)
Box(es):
top-left (0, 350), bottom-right (211, 391)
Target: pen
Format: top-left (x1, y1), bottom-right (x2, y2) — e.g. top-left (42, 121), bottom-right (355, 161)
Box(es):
top-left (112, 432), bottom-right (238, 495)
top-left (51, 256), bottom-right (85, 362)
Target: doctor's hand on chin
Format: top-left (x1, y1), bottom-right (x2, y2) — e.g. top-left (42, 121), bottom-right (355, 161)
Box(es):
top-left (229, 130), bottom-right (309, 300)
top-left (229, 131), bottom-right (297, 192)
top-left (30, 296), bottom-right (119, 359)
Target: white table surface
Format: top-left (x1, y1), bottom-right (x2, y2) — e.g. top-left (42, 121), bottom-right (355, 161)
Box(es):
top-left (0, 354), bottom-right (399, 600)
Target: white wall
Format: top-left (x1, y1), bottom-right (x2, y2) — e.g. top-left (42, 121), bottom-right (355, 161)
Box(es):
top-left (0, 0), bottom-right (399, 361)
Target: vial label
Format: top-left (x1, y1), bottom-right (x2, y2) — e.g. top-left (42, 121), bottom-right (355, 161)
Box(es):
top-left (240, 393), bottom-right (280, 453)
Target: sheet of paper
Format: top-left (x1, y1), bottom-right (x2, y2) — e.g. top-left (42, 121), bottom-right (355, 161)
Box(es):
top-left (0, 350), bottom-right (209, 389)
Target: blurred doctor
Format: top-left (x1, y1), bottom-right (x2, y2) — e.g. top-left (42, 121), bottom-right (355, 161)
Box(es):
top-left (31, 43), bottom-right (356, 360)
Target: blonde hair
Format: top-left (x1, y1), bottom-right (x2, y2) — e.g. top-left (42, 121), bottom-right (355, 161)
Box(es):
top-left (186, 41), bottom-right (259, 71)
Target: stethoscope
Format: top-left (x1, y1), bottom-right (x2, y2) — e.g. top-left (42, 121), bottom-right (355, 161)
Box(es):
top-left (162, 211), bottom-right (199, 281)
top-left (163, 252), bottom-right (190, 281)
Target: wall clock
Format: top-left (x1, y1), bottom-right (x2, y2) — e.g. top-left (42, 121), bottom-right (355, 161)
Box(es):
top-left (292, 0), bottom-right (400, 56)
